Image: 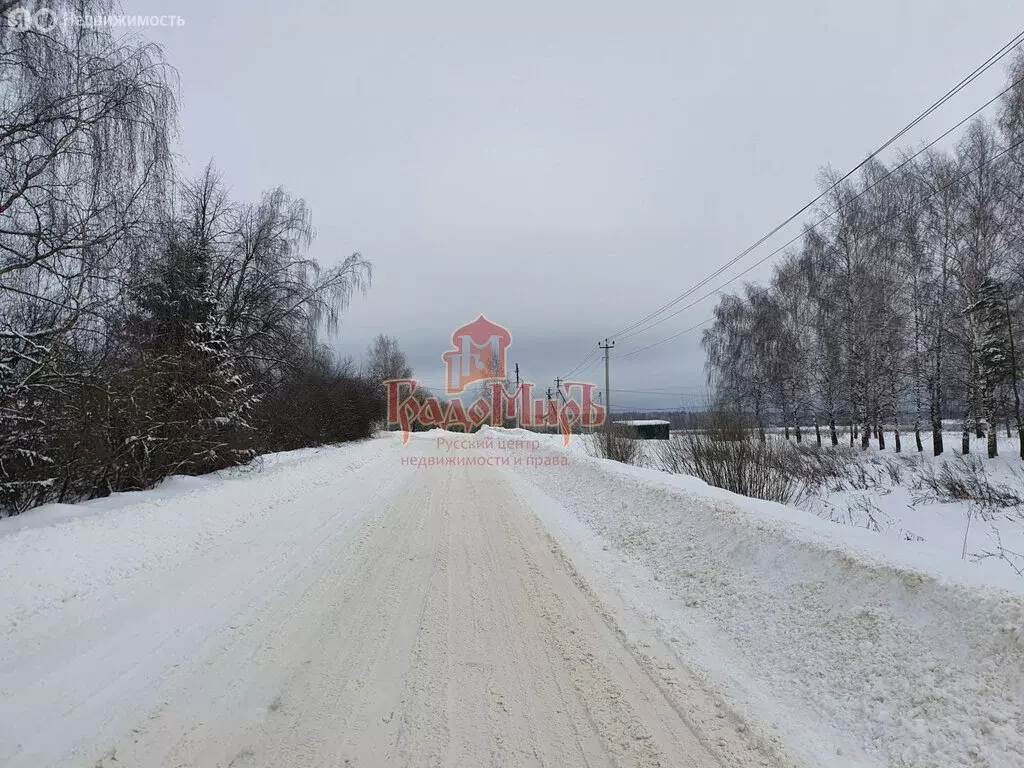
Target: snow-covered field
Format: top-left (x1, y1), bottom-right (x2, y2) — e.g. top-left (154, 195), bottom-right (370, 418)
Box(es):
top-left (2, 429), bottom-right (1023, 767)
top-left (602, 429), bottom-right (1024, 579)
top-left (800, 436), bottom-right (1024, 575)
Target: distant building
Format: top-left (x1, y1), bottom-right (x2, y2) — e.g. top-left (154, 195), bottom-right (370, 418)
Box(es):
top-left (613, 419), bottom-right (670, 440)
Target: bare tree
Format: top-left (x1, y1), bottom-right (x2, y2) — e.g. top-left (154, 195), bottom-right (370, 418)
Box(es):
top-left (363, 334), bottom-right (412, 389)
top-left (703, 60), bottom-right (1024, 462)
top-left (0, 0), bottom-right (175, 510)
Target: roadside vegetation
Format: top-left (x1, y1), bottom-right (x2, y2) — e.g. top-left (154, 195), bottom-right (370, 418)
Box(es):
top-left (584, 417), bottom-right (1024, 574)
top-left (0, 3), bottom-right (411, 515)
top-left (702, 53), bottom-right (1024, 463)
top-left (586, 422), bottom-right (643, 464)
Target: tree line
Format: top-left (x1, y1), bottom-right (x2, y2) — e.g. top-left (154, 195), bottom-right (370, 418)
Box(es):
top-left (0, 1), bottom-right (408, 515)
top-left (704, 55), bottom-right (1024, 459)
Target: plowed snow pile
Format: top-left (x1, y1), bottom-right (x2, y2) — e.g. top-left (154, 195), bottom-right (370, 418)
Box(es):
top-left (489, 428), bottom-right (1024, 768)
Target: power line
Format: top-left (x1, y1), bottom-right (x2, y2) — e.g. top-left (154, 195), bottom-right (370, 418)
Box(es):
top-left (409, 380), bottom-right (710, 405)
top-left (617, 129), bottom-right (1024, 362)
top-left (609, 404), bottom-right (714, 413)
top-left (617, 318), bottom-right (716, 361)
top-left (610, 69), bottom-right (1024, 346)
top-left (608, 387), bottom-right (709, 395)
top-left (562, 346), bottom-right (599, 379)
top-left (609, 28), bottom-right (1024, 342)
top-left (580, 357), bottom-right (603, 378)
top-left (612, 69), bottom-right (1024, 346)
top-left (605, 27), bottom-right (1024, 344)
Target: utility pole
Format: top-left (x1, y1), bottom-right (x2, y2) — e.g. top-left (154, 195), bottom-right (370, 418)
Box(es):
top-left (598, 339), bottom-right (614, 434)
top-left (554, 377), bottom-right (566, 404)
top-left (514, 363), bottom-right (521, 430)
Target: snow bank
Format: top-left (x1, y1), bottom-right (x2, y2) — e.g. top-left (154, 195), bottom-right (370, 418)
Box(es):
top-left (0, 440), bottom-right (388, 633)
top-left (0, 437), bottom-right (401, 767)
top-left (488, 429), bottom-right (1024, 767)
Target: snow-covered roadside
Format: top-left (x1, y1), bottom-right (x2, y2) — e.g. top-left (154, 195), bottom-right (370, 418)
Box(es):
top-left (0, 439), bottom-right (393, 632)
top-left (581, 428), bottom-right (1024, 576)
top-left (0, 437), bottom-right (402, 767)
top-left (490, 428), bottom-right (1024, 768)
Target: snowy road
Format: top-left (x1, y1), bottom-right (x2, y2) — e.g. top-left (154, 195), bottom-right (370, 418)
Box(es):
top-left (0, 436), bottom-right (770, 768)
top-left (7, 431), bottom-right (1020, 767)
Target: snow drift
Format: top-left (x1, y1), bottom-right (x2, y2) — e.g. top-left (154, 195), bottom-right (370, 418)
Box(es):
top-left (494, 429), bottom-right (1024, 767)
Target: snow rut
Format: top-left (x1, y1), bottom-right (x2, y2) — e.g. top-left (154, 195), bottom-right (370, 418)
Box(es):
top-left (92, 459), bottom-right (740, 767)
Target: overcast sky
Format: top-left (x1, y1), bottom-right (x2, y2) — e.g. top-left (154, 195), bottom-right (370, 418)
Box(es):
top-left (130, 0), bottom-right (1022, 411)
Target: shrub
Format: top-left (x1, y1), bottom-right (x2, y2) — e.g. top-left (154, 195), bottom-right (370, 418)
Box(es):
top-left (915, 455), bottom-right (1024, 511)
top-left (254, 363), bottom-right (378, 451)
top-left (654, 417), bottom-right (862, 506)
top-left (587, 423), bottom-right (641, 465)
